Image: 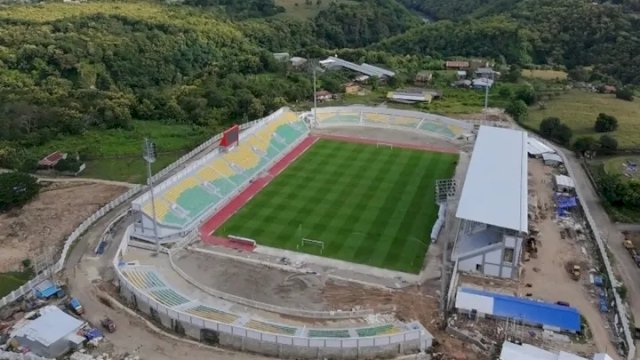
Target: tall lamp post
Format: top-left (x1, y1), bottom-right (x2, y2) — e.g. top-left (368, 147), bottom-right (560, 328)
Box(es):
top-left (143, 138), bottom-right (160, 255)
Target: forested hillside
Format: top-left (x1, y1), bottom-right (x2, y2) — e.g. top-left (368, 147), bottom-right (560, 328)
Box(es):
top-left (393, 0), bottom-right (640, 84)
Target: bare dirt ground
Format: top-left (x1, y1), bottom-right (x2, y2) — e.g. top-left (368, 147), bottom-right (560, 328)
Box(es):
top-left (0, 181), bottom-right (127, 272)
top-left (519, 158), bottom-right (618, 358)
top-left (173, 250), bottom-right (329, 311)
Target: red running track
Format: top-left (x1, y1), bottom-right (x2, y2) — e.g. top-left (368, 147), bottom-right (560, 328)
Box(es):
top-left (199, 136), bottom-right (318, 251)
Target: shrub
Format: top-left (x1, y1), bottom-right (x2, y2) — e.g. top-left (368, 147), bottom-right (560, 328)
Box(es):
top-left (599, 134), bottom-right (618, 154)
top-left (514, 85), bottom-right (537, 105)
top-left (540, 117), bottom-right (572, 145)
top-left (505, 99), bottom-right (528, 122)
top-left (594, 113), bottom-right (618, 132)
top-left (54, 157), bottom-right (84, 173)
top-left (616, 87), bottom-right (634, 101)
top-left (0, 172), bottom-right (40, 212)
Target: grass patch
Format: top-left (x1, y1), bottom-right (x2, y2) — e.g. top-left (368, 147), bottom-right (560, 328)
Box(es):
top-left (523, 69), bottom-right (567, 80)
top-left (0, 270), bottom-right (33, 298)
top-left (525, 90), bottom-right (640, 148)
top-left (216, 139), bottom-right (458, 273)
top-left (586, 159), bottom-right (640, 222)
top-left (602, 155), bottom-right (640, 179)
top-left (31, 120), bottom-right (209, 183)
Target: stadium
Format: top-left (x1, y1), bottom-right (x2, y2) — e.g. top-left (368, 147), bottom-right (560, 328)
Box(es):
top-left (114, 106), bottom-right (476, 358)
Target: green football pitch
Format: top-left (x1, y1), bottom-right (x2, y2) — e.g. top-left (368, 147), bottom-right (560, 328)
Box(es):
top-left (216, 139), bottom-right (458, 273)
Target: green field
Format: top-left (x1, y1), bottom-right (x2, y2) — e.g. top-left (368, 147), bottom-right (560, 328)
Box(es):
top-left (216, 139), bottom-right (458, 273)
top-left (525, 90), bottom-right (640, 148)
top-left (0, 271), bottom-right (33, 298)
top-left (33, 120), bottom-right (210, 183)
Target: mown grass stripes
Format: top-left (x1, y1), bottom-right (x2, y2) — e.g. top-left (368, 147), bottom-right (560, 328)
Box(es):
top-left (216, 139), bottom-right (458, 273)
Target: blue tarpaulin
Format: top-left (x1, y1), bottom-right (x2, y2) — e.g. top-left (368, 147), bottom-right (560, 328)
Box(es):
top-left (459, 288), bottom-right (582, 332)
top-left (554, 194), bottom-right (577, 209)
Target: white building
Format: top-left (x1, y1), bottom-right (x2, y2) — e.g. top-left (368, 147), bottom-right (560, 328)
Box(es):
top-left (10, 305), bottom-right (86, 358)
top-left (500, 341), bottom-right (613, 360)
top-left (554, 174), bottom-right (575, 193)
top-left (452, 126), bottom-right (528, 279)
top-left (543, 152), bottom-right (563, 166)
top-left (527, 137), bottom-right (555, 158)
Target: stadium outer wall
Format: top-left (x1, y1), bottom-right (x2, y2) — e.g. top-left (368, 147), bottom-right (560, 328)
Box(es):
top-left (115, 227), bottom-right (430, 359)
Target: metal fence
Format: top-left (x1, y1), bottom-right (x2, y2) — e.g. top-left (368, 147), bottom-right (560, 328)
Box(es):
top-left (0, 109), bottom-right (282, 310)
top-left (114, 257), bottom-right (429, 356)
top-left (532, 135), bottom-right (635, 360)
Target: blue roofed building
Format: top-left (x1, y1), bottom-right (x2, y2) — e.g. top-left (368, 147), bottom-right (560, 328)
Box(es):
top-left (455, 287), bottom-right (582, 333)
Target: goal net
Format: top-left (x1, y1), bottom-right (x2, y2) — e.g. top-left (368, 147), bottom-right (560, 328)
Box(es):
top-left (376, 142), bottom-right (393, 150)
top-left (298, 238), bottom-right (325, 255)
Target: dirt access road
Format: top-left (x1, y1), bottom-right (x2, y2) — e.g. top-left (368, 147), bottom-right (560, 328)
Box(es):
top-left (521, 159), bottom-right (616, 358)
top-left (562, 151), bottom-right (640, 334)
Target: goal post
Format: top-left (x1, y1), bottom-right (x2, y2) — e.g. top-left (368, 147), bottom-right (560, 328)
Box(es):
top-left (299, 238), bottom-right (325, 254)
top-left (376, 142), bottom-right (393, 150)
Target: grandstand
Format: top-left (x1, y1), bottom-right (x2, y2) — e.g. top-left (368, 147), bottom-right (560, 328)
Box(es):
top-left (118, 265), bottom-right (429, 341)
top-left (131, 108), bottom-right (308, 241)
top-left (310, 106), bottom-right (472, 140)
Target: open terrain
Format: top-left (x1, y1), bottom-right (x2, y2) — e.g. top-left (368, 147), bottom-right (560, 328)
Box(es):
top-left (0, 182), bottom-right (127, 274)
top-left (525, 90), bottom-right (640, 148)
top-left (522, 69), bottom-right (568, 81)
top-left (216, 139), bottom-right (457, 273)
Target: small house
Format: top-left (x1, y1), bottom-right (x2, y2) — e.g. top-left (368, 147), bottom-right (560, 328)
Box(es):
top-left (414, 71), bottom-right (433, 85)
top-left (542, 153), bottom-right (563, 166)
top-left (475, 67), bottom-right (498, 80)
top-left (472, 78), bottom-right (494, 89)
top-left (344, 82), bottom-right (361, 95)
top-left (453, 79), bottom-right (472, 88)
top-left (10, 305), bottom-right (87, 358)
top-left (273, 52), bottom-right (290, 62)
top-left (456, 70), bottom-right (467, 80)
top-left (386, 89), bottom-right (432, 104)
top-left (290, 56), bottom-right (307, 68)
top-left (315, 90), bottom-right (333, 102)
top-left (554, 174), bottom-right (575, 193)
top-left (602, 85), bottom-right (617, 94)
top-left (445, 60), bottom-right (470, 70)
top-left (38, 151), bottom-right (67, 169)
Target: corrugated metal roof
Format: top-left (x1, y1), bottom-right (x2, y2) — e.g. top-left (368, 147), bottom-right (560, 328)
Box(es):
top-left (459, 288), bottom-right (581, 332)
top-left (501, 341), bottom-right (612, 360)
top-left (456, 126), bottom-right (528, 232)
top-left (542, 153), bottom-right (563, 163)
top-left (555, 175), bottom-right (575, 189)
top-left (11, 306), bottom-right (84, 346)
top-left (528, 137), bottom-right (555, 155)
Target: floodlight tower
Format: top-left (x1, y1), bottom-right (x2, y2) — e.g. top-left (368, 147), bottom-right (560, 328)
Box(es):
top-left (143, 138), bottom-right (160, 255)
top-left (312, 60), bottom-right (318, 126)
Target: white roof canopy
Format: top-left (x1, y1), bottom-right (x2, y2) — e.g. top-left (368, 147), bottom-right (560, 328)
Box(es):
top-left (554, 174), bottom-right (575, 189)
top-left (528, 137), bottom-right (554, 155)
top-left (456, 126), bottom-right (528, 232)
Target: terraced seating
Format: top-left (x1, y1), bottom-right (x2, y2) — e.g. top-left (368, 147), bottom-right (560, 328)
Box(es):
top-left (122, 268), bottom-right (166, 289)
top-left (362, 113), bottom-right (391, 124)
top-left (185, 305), bottom-right (239, 324)
top-left (275, 123), bottom-right (305, 147)
top-left (224, 144), bottom-right (260, 173)
top-left (149, 288), bottom-right (190, 307)
top-left (317, 113), bottom-right (360, 124)
top-left (419, 121), bottom-right (456, 139)
top-left (174, 186), bottom-right (217, 217)
top-left (392, 116), bottom-right (421, 128)
top-left (246, 320), bottom-right (297, 335)
top-left (356, 324), bottom-right (402, 337)
top-left (164, 177), bottom-right (200, 203)
top-left (307, 329), bottom-right (351, 338)
top-left (142, 198), bottom-right (172, 221)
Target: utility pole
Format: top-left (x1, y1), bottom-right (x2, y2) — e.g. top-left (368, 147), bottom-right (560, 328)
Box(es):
top-left (312, 61), bottom-right (318, 125)
top-left (484, 81), bottom-right (490, 110)
top-left (143, 138), bottom-right (160, 255)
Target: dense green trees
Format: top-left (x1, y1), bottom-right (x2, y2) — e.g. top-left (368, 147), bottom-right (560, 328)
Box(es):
top-left (314, 0), bottom-right (420, 48)
top-left (539, 117), bottom-right (572, 145)
top-left (616, 87), bottom-right (635, 101)
top-left (0, 173), bottom-right (39, 212)
top-left (505, 100), bottom-right (528, 122)
top-left (594, 113), bottom-right (619, 133)
top-left (599, 173), bottom-right (640, 209)
top-left (392, 0), bottom-right (640, 85)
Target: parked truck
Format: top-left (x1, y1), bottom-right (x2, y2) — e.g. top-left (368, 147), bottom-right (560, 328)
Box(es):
top-left (67, 297), bottom-right (84, 315)
top-left (623, 240), bottom-right (640, 267)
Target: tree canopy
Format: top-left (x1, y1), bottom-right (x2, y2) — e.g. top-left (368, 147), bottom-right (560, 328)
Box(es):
top-left (0, 172), bottom-right (40, 212)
